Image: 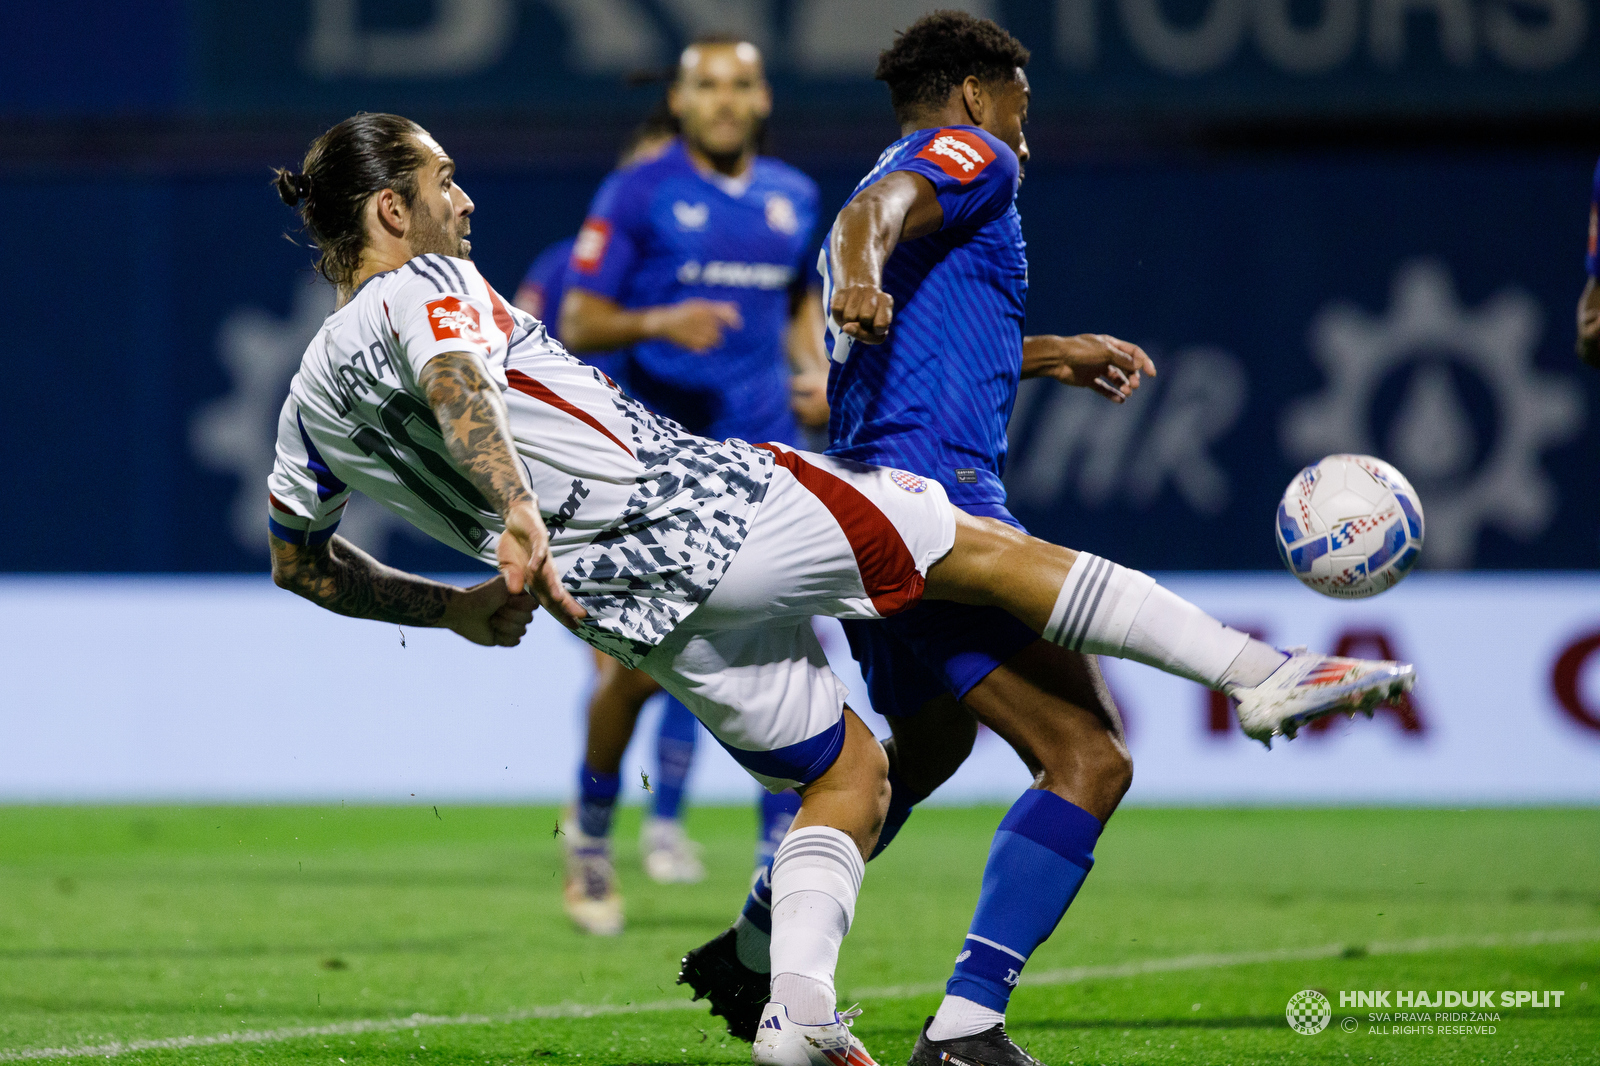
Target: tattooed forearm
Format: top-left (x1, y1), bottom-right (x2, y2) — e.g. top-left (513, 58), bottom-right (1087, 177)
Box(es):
top-left (420, 352), bottom-right (534, 517)
top-left (271, 533), bottom-right (454, 625)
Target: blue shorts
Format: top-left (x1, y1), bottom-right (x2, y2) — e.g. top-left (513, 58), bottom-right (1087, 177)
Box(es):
top-left (841, 504), bottom-right (1039, 717)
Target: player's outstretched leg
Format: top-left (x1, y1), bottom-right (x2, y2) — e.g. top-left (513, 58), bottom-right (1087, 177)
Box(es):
top-left (563, 656), bottom-right (660, 935)
top-left (642, 695), bottom-right (706, 884)
top-left (925, 512), bottom-right (1416, 746)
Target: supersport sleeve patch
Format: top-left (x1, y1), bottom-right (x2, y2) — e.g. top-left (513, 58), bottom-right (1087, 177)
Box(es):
top-left (915, 128), bottom-right (996, 184)
top-left (567, 169), bottom-right (645, 299)
top-left (892, 126), bottom-right (1020, 232)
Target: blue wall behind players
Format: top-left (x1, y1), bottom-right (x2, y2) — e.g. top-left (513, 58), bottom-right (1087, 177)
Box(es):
top-left (4, 153), bottom-right (1595, 573)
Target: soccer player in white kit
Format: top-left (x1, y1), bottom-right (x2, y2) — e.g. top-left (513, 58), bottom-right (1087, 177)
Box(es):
top-left (267, 114), bottom-right (1415, 1066)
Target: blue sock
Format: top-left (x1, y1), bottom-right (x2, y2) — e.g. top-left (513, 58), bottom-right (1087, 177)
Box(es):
top-left (575, 761), bottom-right (621, 838)
top-left (869, 765), bottom-right (920, 860)
top-left (755, 789), bottom-right (801, 866)
top-left (653, 696), bottom-right (698, 820)
top-left (946, 791), bottom-right (1102, 1012)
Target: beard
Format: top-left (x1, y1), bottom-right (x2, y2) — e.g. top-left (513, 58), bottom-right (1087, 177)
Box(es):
top-left (409, 198), bottom-right (470, 259)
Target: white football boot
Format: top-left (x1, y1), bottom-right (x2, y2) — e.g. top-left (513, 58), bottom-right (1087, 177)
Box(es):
top-left (562, 820), bottom-right (624, 936)
top-left (641, 816), bottom-right (706, 884)
top-left (752, 1002), bottom-right (879, 1066)
top-left (1233, 649), bottom-right (1415, 747)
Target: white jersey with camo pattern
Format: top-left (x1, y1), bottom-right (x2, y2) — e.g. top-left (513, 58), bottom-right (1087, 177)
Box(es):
top-left (266, 253), bottom-right (774, 666)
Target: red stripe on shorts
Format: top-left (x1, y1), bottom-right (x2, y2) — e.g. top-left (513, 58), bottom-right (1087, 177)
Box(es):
top-left (505, 368), bottom-right (634, 457)
top-left (755, 443), bottom-right (924, 617)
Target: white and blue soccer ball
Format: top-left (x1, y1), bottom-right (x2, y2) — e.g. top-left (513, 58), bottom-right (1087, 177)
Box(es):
top-left (1276, 454), bottom-right (1424, 599)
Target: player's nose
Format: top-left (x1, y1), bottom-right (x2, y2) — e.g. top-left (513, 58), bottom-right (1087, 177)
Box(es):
top-left (456, 183), bottom-right (475, 215)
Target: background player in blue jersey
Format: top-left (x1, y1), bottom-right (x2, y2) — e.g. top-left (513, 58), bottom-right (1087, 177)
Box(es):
top-left (676, 15), bottom-right (1259, 1066)
top-left (1577, 156), bottom-right (1600, 368)
top-left (555, 35), bottom-right (832, 936)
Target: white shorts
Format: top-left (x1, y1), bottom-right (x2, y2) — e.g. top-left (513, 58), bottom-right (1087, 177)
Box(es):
top-left (638, 445), bottom-right (956, 791)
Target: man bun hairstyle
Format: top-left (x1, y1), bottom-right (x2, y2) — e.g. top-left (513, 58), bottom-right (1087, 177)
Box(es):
top-left (874, 10), bottom-right (1030, 123)
top-left (273, 112), bottom-right (432, 289)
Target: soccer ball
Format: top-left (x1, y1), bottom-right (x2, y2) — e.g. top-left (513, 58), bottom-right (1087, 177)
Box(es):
top-left (1275, 454), bottom-right (1424, 599)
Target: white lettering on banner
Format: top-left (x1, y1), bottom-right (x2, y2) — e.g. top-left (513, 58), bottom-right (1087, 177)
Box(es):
top-left (1118, 0), bottom-right (1251, 75)
top-left (1255, 0), bottom-right (1362, 73)
top-left (1009, 346), bottom-right (1247, 516)
top-left (1281, 259), bottom-right (1584, 569)
top-left (304, 0), bottom-right (513, 79)
top-left (1370, 0), bottom-right (1477, 67)
top-left (791, 0), bottom-right (999, 74)
top-left (537, 0), bottom-right (667, 72)
top-left (1075, 0), bottom-right (1592, 75)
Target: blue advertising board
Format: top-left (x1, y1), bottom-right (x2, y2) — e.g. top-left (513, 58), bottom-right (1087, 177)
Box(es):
top-left (7, 1), bottom-right (1600, 120)
top-left (3, 150), bottom-right (1596, 573)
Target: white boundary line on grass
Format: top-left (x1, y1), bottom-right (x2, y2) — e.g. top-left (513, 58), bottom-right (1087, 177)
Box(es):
top-left (5, 927), bottom-right (1595, 1061)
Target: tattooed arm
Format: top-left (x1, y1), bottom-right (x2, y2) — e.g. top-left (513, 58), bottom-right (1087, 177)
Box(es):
top-left (269, 532), bottom-right (534, 646)
top-left (418, 351), bottom-right (588, 628)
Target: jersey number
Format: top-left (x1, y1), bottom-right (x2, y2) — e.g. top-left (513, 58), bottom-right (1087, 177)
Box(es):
top-left (351, 391), bottom-right (496, 552)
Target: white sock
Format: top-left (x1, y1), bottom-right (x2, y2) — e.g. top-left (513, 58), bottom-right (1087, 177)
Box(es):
top-left (767, 826), bottom-right (863, 1025)
top-left (1043, 553), bottom-right (1286, 691)
top-left (926, 994), bottom-right (1005, 1041)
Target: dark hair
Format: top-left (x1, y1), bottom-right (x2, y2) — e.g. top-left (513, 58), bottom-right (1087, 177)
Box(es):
top-left (620, 99), bottom-right (681, 163)
top-left (274, 113), bottom-right (432, 289)
top-left (874, 11), bottom-right (1030, 122)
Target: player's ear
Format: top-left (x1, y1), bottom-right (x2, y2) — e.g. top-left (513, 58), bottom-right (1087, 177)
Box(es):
top-left (960, 76), bottom-right (985, 126)
top-left (366, 187), bottom-right (405, 242)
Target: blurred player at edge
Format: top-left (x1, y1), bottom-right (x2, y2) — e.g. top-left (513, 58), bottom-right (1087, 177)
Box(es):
top-left (266, 112), bottom-right (1414, 1065)
top-left (556, 35), bottom-right (830, 934)
top-left (675, 14), bottom-right (1235, 1066)
top-left (1576, 155), bottom-right (1600, 368)
top-left (511, 103), bottom-right (730, 909)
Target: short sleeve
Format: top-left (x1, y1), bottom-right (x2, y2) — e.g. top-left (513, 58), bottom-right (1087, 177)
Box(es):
top-left (266, 396), bottom-right (351, 546)
top-left (1587, 157), bottom-right (1599, 278)
top-left (389, 259), bottom-right (506, 382)
top-left (890, 127), bottom-right (1019, 231)
top-left (568, 170), bottom-right (647, 300)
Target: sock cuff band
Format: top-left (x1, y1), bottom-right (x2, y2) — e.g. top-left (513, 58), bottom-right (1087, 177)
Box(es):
top-left (996, 790), bottom-right (1102, 869)
top-left (577, 762), bottom-right (621, 800)
top-left (771, 827), bottom-right (864, 925)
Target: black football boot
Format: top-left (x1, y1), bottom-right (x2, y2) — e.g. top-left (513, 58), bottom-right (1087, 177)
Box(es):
top-left (677, 927), bottom-right (767, 1042)
top-left (907, 1016), bottom-right (1044, 1066)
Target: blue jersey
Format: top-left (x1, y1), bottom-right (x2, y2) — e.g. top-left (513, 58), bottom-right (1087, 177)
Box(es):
top-left (822, 125), bottom-right (1026, 508)
top-left (1587, 157), bottom-right (1599, 278)
top-left (517, 237), bottom-right (575, 342)
top-left (568, 140), bottom-right (820, 444)
top-left (518, 236), bottom-right (633, 383)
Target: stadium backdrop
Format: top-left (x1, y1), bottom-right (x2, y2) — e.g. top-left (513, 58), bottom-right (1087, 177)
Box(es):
top-left (3, 0), bottom-right (1599, 802)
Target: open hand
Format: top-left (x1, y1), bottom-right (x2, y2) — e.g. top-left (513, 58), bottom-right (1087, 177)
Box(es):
top-left (1027, 334), bottom-right (1156, 402)
top-left (831, 283), bottom-right (894, 344)
top-left (497, 500), bottom-right (589, 630)
top-left (444, 575), bottom-right (537, 647)
top-left (790, 371), bottom-right (830, 427)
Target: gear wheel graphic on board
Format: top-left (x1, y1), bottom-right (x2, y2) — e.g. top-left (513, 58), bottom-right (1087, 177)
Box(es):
top-left (1281, 259), bottom-right (1582, 568)
top-left (189, 275), bottom-right (419, 557)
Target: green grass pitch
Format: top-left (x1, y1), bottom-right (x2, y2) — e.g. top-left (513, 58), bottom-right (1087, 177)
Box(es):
top-left (1, 805), bottom-right (1596, 1065)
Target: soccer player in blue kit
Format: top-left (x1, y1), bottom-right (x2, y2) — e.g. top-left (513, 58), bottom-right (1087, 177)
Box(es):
top-left (678, 13), bottom-right (1228, 1065)
top-left (554, 35), bottom-right (832, 934)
